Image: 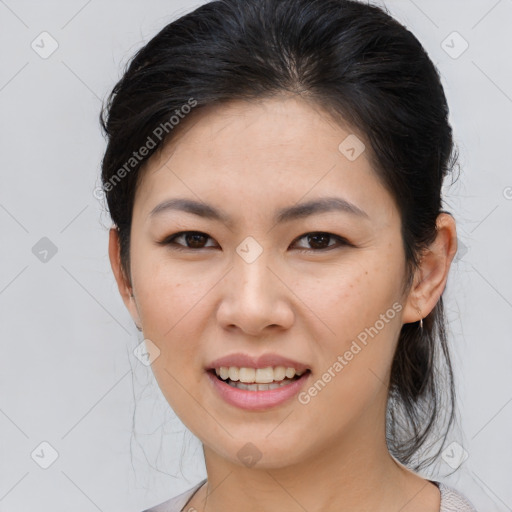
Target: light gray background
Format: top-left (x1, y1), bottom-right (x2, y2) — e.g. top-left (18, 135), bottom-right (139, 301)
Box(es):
top-left (1, 0), bottom-right (511, 511)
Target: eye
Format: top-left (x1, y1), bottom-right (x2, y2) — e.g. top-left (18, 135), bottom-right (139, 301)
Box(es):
top-left (159, 231), bottom-right (350, 252)
top-left (159, 231), bottom-right (217, 250)
top-left (291, 232), bottom-right (350, 252)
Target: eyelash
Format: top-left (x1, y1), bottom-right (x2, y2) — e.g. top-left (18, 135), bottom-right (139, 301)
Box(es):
top-left (158, 231), bottom-right (352, 253)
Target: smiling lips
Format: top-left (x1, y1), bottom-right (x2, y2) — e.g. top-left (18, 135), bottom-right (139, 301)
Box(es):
top-left (205, 352), bottom-right (312, 410)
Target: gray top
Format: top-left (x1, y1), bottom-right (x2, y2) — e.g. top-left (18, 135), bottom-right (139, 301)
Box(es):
top-left (142, 478), bottom-right (478, 512)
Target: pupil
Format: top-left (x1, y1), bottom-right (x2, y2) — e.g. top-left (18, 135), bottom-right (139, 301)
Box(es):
top-left (187, 233), bottom-right (206, 248)
top-left (309, 233), bottom-right (329, 249)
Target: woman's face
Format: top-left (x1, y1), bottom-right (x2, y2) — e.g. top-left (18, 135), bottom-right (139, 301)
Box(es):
top-left (116, 95), bottom-right (417, 468)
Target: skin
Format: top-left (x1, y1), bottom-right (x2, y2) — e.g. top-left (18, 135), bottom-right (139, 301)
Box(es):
top-left (109, 95), bottom-right (457, 512)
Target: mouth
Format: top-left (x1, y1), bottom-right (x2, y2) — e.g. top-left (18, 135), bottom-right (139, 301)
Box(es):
top-left (207, 367), bottom-right (311, 391)
top-left (205, 366), bottom-right (312, 411)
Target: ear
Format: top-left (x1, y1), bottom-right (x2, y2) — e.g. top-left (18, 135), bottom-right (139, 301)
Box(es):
top-left (402, 213), bottom-right (458, 324)
top-left (108, 227), bottom-right (142, 331)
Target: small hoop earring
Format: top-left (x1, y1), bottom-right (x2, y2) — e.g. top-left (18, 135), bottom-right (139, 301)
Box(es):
top-left (417, 308), bottom-right (423, 330)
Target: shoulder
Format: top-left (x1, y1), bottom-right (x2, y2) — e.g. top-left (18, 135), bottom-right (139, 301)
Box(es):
top-left (141, 479), bottom-right (207, 512)
top-left (432, 480), bottom-right (478, 512)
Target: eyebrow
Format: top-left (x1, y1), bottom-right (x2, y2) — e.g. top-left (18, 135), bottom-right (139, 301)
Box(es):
top-left (148, 196), bottom-right (369, 225)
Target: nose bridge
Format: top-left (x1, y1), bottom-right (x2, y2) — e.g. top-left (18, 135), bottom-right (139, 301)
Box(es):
top-left (233, 233), bottom-right (275, 291)
top-left (217, 242), bottom-right (293, 333)
top-left (233, 242), bottom-right (278, 303)
top-left (238, 251), bottom-right (273, 294)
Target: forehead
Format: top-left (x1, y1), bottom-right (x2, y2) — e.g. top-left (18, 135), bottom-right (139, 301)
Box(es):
top-left (133, 96), bottom-right (398, 226)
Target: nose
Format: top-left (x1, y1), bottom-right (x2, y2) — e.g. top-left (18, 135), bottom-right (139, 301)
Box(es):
top-left (216, 253), bottom-right (295, 336)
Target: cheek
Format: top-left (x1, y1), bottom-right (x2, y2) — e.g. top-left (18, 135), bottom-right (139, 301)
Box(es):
top-left (130, 253), bottom-right (211, 366)
top-left (291, 255), bottom-right (399, 338)
top-left (133, 261), bottom-right (209, 417)
top-left (295, 255), bottom-right (402, 387)
top-left (132, 243), bottom-right (204, 320)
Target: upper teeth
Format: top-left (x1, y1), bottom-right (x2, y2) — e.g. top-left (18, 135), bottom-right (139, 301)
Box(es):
top-left (215, 366), bottom-right (305, 383)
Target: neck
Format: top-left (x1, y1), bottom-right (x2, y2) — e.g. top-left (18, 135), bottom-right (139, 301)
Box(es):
top-left (193, 410), bottom-right (431, 512)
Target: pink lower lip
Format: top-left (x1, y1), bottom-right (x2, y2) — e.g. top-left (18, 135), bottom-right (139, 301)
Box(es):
top-left (206, 370), bottom-right (311, 411)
